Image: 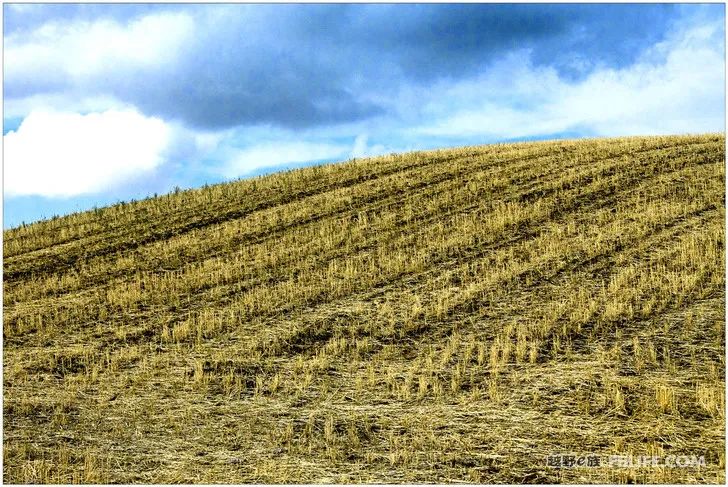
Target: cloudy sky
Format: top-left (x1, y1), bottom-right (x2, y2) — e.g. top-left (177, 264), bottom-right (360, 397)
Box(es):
top-left (3, 3), bottom-right (725, 228)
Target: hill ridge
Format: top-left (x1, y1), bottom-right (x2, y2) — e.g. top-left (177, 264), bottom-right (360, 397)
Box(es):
top-left (3, 134), bottom-right (725, 483)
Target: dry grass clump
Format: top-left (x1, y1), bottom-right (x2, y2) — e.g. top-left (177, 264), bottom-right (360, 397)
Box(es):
top-left (4, 134), bottom-right (725, 483)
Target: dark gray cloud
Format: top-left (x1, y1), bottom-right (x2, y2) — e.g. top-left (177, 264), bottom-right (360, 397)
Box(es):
top-left (3, 4), bottom-right (705, 130)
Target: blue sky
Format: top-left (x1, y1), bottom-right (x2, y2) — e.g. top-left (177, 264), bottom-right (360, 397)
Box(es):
top-left (3, 3), bottom-right (725, 228)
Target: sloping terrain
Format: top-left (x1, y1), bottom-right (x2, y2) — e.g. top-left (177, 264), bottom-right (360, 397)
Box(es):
top-left (3, 134), bottom-right (725, 483)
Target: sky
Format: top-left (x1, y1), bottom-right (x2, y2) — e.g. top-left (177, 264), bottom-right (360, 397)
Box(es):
top-left (3, 3), bottom-right (726, 228)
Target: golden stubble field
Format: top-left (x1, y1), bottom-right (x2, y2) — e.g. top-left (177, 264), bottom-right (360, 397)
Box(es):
top-left (3, 134), bottom-right (726, 483)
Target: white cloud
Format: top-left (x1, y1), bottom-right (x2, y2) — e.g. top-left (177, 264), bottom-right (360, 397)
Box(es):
top-left (220, 141), bottom-right (350, 178)
top-left (412, 19), bottom-right (725, 139)
top-left (3, 93), bottom-right (128, 120)
top-left (351, 134), bottom-right (369, 158)
top-left (4, 109), bottom-right (172, 197)
top-left (5, 12), bottom-right (194, 89)
top-left (351, 134), bottom-right (391, 159)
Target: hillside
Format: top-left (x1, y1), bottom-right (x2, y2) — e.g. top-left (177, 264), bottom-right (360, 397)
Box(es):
top-left (3, 134), bottom-right (726, 483)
